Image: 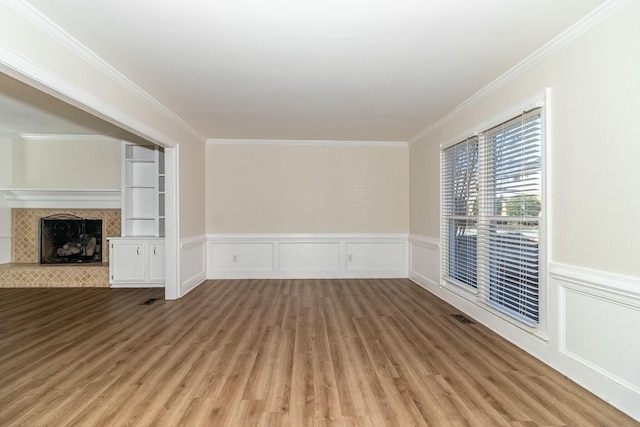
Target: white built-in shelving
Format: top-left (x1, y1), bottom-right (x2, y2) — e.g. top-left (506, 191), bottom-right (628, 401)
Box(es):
top-left (121, 142), bottom-right (165, 237)
top-left (109, 141), bottom-right (165, 288)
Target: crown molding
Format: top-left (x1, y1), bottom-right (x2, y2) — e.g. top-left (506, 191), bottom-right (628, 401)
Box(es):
top-left (1, 0), bottom-right (205, 144)
top-left (207, 138), bottom-right (408, 148)
top-left (408, 0), bottom-right (634, 146)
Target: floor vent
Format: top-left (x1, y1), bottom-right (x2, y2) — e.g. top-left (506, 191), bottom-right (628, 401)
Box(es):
top-left (141, 298), bottom-right (160, 306)
top-left (452, 314), bottom-right (474, 324)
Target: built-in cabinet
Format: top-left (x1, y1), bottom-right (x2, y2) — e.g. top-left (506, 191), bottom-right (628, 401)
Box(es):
top-left (108, 141), bottom-right (165, 288)
top-left (108, 238), bottom-right (164, 287)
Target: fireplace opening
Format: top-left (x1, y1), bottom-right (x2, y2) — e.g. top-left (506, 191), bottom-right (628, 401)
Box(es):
top-left (40, 214), bottom-right (103, 264)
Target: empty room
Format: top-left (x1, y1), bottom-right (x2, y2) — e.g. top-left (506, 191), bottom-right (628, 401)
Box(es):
top-left (1, 0), bottom-right (639, 425)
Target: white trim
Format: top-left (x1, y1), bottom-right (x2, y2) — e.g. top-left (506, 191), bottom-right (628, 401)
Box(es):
top-left (181, 271), bottom-right (205, 295)
top-left (440, 89), bottom-right (548, 151)
top-left (408, 0), bottom-right (634, 145)
top-left (408, 234), bottom-right (440, 289)
top-left (549, 262), bottom-right (640, 421)
top-left (1, 0), bottom-right (204, 143)
top-left (550, 262), bottom-right (640, 299)
top-left (206, 138), bottom-right (408, 148)
top-left (207, 233), bottom-right (409, 279)
top-left (164, 147), bottom-right (180, 300)
top-left (110, 283), bottom-right (164, 289)
top-left (18, 134), bottom-right (120, 142)
top-left (180, 233), bottom-right (207, 297)
top-left (1, 188), bottom-right (120, 202)
top-left (437, 90), bottom-right (549, 337)
top-left (180, 234), bottom-right (207, 250)
top-left (408, 234), bottom-right (439, 250)
top-left (207, 233), bottom-right (409, 242)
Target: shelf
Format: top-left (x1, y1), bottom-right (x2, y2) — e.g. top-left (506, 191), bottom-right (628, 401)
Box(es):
top-left (125, 144), bottom-right (156, 161)
top-left (125, 158), bottom-right (155, 163)
top-left (122, 141), bottom-right (165, 238)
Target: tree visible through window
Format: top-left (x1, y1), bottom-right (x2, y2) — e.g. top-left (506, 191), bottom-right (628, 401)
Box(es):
top-left (442, 108), bottom-right (542, 326)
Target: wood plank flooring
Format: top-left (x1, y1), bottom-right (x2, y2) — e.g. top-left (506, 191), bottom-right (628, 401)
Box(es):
top-left (0, 279), bottom-right (636, 426)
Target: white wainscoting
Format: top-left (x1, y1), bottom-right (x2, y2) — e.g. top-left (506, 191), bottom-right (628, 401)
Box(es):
top-left (409, 234), bottom-right (440, 289)
top-left (407, 232), bottom-right (640, 422)
top-left (180, 235), bottom-right (207, 296)
top-left (206, 234), bottom-right (408, 279)
top-left (550, 263), bottom-right (640, 421)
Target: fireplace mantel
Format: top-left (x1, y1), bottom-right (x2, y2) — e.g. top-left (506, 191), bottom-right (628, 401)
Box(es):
top-left (0, 188), bottom-right (121, 209)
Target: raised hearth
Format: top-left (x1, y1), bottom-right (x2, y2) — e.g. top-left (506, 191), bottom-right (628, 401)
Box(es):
top-left (0, 263), bottom-right (109, 288)
top-left (0, 208), bottom-right (120, 288)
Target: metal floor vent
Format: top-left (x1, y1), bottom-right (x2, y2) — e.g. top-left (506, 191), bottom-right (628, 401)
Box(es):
top-left (141, 298), bottom-right (160, 306)
top-left (452, 314), bottom-right (474, 324)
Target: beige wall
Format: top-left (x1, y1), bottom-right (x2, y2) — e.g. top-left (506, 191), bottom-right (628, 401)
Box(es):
top-left (206, 143), bottom-right (409, 234)
top-left (410, 2), bottom-right (640, 276)
top-left (178, 141), bottom-right (206, 238)
top-left (12, 137), bottom-right (120, 189)
top-left (0, 134), bottom-right (11, 187)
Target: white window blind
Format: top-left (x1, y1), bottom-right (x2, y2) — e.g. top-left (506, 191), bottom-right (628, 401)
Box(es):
top-left (442, 108), bottom-right (542, 326)
top-left (442, 137), bottom-right (479, 289)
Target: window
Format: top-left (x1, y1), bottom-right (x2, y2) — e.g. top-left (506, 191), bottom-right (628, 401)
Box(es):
top-left (442, 108), bottom-right (542, 326)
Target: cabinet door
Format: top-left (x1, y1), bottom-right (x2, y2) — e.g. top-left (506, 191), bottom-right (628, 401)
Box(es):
top-left (110, 241), bottom-right (146, 282)
top-left (147, 242), bottom-right (165, 282)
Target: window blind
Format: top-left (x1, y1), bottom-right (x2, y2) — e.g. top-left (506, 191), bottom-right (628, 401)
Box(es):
top-left (441, 108), bottom-right (543, 326)
top-left (441, 137), bottom-right (479, 289)
top-left (479, 108), bottom-right (541, 325)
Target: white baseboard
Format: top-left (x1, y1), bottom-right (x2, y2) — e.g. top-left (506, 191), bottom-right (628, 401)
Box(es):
top-left (549, 262), bottom-right (640, 421)
top-left (110, 283), bottom-right (163, 288)
top-left (206, 234), bottom-right (408, 279)
top-left (180, 235), bottom-right (207, 296)
top-left (408, 233), bottom-right (640, 422)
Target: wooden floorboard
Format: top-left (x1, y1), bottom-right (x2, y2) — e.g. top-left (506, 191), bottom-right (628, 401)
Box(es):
top-left (0, 279), bottom-right (636, 426)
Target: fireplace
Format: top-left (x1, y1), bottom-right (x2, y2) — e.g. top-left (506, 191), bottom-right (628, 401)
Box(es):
top-left (40, 214), bottom-right (103, 264)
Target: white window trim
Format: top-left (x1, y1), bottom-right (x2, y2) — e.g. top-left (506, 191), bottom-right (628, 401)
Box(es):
top-left (439, 88), bottom-right (550, 340)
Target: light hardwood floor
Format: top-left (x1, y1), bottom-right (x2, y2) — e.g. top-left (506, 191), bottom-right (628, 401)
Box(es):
top-left (0, 279), bottom-right (636, 426)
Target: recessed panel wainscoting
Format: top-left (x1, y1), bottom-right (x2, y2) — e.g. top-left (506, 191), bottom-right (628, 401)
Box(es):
top-left (408, 234), bottom-right (640, 422)
top-left (180, 235), bottom-right (207, 295)
top-left (207, 234), bottom-right (408, 279)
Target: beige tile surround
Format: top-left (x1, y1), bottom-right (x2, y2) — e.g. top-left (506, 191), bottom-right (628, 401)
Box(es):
top-left (0, 209), bottom-right (121, 288)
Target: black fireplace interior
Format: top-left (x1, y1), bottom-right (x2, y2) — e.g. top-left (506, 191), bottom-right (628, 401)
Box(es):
top-left (40, 214), bottom-right (103, 264)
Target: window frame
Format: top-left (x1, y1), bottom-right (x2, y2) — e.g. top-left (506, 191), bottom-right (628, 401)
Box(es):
top-left (439, 90), bottom-right (549, 337)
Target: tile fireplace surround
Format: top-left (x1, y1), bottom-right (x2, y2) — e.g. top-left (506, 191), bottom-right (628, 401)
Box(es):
top-left (0, 208), bottom-right (120, 288)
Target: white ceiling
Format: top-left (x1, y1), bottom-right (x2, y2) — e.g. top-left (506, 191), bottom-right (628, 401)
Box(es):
top-left (9, 0), bottom-right (605, 141)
